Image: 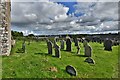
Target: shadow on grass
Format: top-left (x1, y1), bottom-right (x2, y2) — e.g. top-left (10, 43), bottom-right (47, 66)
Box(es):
top-left (62, 50), bottom-right (76, 54)
top-left (34, 52), bottom-right (50, 56)
top-left (73, 54), bottom-right (87, 57)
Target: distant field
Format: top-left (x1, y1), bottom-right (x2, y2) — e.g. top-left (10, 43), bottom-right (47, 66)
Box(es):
top-left (2, 40), bottom-right (119, 78)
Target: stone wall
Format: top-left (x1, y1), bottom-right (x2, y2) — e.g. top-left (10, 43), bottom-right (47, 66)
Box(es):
top-left (0, 0), bottom-right (11, 56)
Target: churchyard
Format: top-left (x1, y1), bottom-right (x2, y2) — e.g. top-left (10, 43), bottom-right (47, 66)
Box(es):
top-left (2, 37), bottom-right (119, 78)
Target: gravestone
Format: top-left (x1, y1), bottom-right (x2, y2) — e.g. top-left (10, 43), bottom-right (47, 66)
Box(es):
top-left (66, 65), bottom-right (77, 76)
top-left (74, 38), bottom-right (79, 46)
top-left (104, 38), bottom-right (112, 51)
top-left (60, 40), bottom-right (65, 50)
top-left (11, 39), bottom-right (16, 48)
top-left (84, 57), bottom-right (95, 64)
top-left (22, 41), bottom-right (26, 53)
top-left (53, 38), bottom-right (57, 48)
top-left (83, 40), bottom-right (88, 47)
top-left (47, 41), bottom-right (53, 55)
top-left (45, 38), bottom-right (49, 47)
top-left (84, 44), bottom-right (92, 57)
top-left (77, 45), bottom-right (80, 54)
top-left (66, 37), bottom-right (72, 51)
top-left (54, 43), bottom-right (61, 58)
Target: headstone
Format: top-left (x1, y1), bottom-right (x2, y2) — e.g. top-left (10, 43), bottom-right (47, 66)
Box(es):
top-left (66, 65), bottom-right (77, 76)
top-left (53, 38), bottom-right (57, 48)
top-left (77, 45), bottom-right (80, 54)
top-left (83, 40), bottom-right (88, 47)
top-left (54, 43), bottom-right (61, 58)
top-left (45, 38), bottom-right (49, 47)
top-left (104, 38), bottom-right (112, 51)
top-left (22, 41), bottom-right (26, 53)
top-left (74, 38), bottom-right (79, 46)
top-left (47, 41), bottom-right (53, 55)
top-left (84, 44), bottom-right (92, 57)
top-left (11, 40), bottom-right (16, 47)
top-left (60, 40), bottom-right (65, 50)
top-left (66, 37), bottom-right (72, 51)
top-left (84, 57), bottom-right (95, 64)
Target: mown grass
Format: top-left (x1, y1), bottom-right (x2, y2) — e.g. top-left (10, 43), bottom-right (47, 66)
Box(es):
top-left (2, 40), bottom-right (119, 78)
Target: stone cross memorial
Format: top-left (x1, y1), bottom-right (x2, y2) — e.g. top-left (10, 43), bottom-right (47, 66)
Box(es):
top-left (66, 37), bottom-right (72, 51)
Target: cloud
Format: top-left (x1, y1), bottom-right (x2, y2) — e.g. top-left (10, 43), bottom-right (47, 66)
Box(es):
top-left (74, 2), bottom-right (119, 32)
top-left (11, 1), bottom-right (119, 35)
top-left (11, 1), bottom-right (69, 24)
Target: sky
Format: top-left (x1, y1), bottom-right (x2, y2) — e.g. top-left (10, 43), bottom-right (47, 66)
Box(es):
top-left (11, 0), bottom-right (119, 35)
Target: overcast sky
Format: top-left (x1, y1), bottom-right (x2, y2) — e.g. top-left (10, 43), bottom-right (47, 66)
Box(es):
top-left (11, 0), bottom-right (119, 35)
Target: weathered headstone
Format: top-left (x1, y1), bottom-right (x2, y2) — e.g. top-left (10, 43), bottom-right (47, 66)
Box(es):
top-left (47, 41), bottom-right (53, 55)
top-left (66, 65), bottom-right (77, 76)
top-left (54, 43), bottom-right (61, 58)
top-left (74, 38), bottom-right (79, 46)
top-left (104, 38), bottom-right (112, 51)
top-left (77, 45), bottom-right (80, 54)
top-left (84, 44), bottom-right (92, 57)
top-left (60, 40), bottom-right (65, 50)
top-left (22, 41), bottom-right (26, 53)
top-left (53, 37), bottom-right (57, 48)
top-left (83, 40), bottom-right (88, 47)
top-left (11, 40), bottom-right (16, 48)
top-left (66, 37), bottom-right (72, 51)
top-left (84, 57), bottom-right (95, 64)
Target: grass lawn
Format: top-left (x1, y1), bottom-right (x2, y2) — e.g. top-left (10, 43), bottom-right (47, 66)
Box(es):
top-left (2, 40), bottom-right (119, 78)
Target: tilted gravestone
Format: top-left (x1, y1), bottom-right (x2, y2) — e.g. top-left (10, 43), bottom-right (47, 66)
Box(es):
top-left (66, 37), bottom-right (72, 51)
top-left (104, 38), bottom-right (112, 51)
top-left (60, 40), bottom-right (65, 50)
top-left (66, 65), bottom-right (77, 76)
top-left (84, 44), bottom-right (92, 57)
top-left (47, 41), bottom-right (53, 55)
top-left (54, 43), bottom-right (61, 58)
top-left (84, 57), bottom-right (95, 64)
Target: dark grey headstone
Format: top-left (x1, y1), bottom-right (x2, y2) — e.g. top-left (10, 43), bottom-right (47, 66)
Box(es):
top-left (74, 38), bottom-right (79, 46)
top-left (104, 38), bottom-right (112, 51)
top-left (47, 41), bottom-right (53, 55)
top-left (66, 37), bottom-right (72, 51)
top-left (66, 65), bottom-right (77, 76)
top-left (84, 44), bottom-right (92, 57)
top-left (84, 57), bottom-right (95, 64)
top-left (60, 40), bottom-right (65, 50)
top-left (54, 44), bottom-right (61, 58)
